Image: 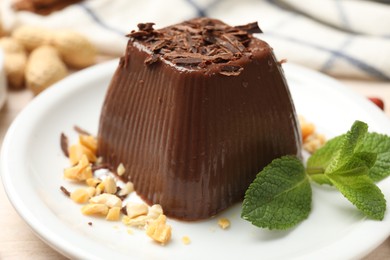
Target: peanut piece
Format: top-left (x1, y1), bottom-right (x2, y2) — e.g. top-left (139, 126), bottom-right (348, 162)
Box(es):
top-left (147, 204), bottom-right (163, 220)
top-left (25, 45), bottom-right (68, 95)
top-left (103, 177), bottom-right (117, 194)
top-left (86, 178), bottom-right (101, 187)
top-left (68, 143), bottom-right (97, 165)
top-left (122, 215), bottom-right (149, 229)
top-left (70, 188), bottom-right (90, 204)
top-left (63, 154), bottom-right (93, 181)
top-left (181, 236), bottom-right (191, 245)
top-left (117, 182), bottom-right (134, 197)
top-left (106, 207), bottom-right (121, 221)
top-left (126, 202), bottom-right (148, 219)
top-left (89, 193), bottom-right (122, 208)
top-left (218, 218), bottom-right (230, 229)
top-left (95, 182), bottom-right (105, 195)
top-left (146, 214), bottom-right (172, 245)
top-left (79, 135), bottom-right (97, 154)
top-left (117, 163), bottom-right (126, 176)
top-left (81, 203), bottom-right (108, 216)
top-left (52, 31), bottom-right (96, 69)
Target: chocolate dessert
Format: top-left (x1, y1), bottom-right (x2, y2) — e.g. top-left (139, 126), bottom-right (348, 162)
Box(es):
top-left (97, 18), bottom-right (301, 220)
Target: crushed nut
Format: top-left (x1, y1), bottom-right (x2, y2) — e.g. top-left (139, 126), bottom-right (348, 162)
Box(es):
top-left (122, 215), bottom-right (149, 229)
top-left (86, 177), bottom-right (101, 187)
top-left (303, 133), bottom-right (326, 153)
top-left (126, 202), bottom-right (148, 219)
top-left (299, 118), bottom-right (315, 141)
top-left (79, 134), bottom-right (97, 154)
top-left (146, 214), bottom-right (172, 245)
top-left (117, 181), bottom-right (134, 197)
top-left (218, 218), bottom-right (230, 229)
top-left (106, 207), bottom-right (121, 221)
top-left (147, 204), bottom-right (163, 220)
top-left (103, 177), bottom-right (117, 194)
top-left (117, 163), bottom-right (126, 176)
top-left (63, 154), bottom-right (93, 181)
top-left (95, 182), bottom-right (105, 195)
top-left (81, 203), bottom-right (109, 216)
top-left (68, 143), bottom-right (97, 165)
top-left (182, 236), bottom-right (191, 245)
top-left (89, 193), bottom-right (122, 208)
top-left (70, 188), bottom-right (91, 204)
top-left (299, 116), bottom-right (326, 153)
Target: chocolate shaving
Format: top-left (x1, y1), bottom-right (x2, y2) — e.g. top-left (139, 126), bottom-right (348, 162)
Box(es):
top-left (60, 133), bottom-right (69, 157)
top-left (234, 22), bottom-right (263, 34)
top-left (277, 58), bottom-right (288, 65)
top-left (60, 186), bottom-right (71, 197)
top-left (219, 65), bottom-right (244, 76)
top-left (173, 57), bottom-right (202, 65)
top-left (74, 125), bottom-right (91, 136)
top-left (130, 18), bottom-right (262, 75)
top-left (121, 206), bottom-right (127, 215)
top-left (144, 53), bottom-right (160, 65)
top-left (138, 23), bottom-right (155, 32)
top-left (88, 222), bottom-right (93, 226)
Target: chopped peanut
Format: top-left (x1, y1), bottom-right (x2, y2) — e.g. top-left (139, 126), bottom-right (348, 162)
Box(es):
top-left (79, 134), bottom-right (97, 154)
top-left (126, 202), bottom-right (148, 219)
top-left (68, 143), bottom-right (97, 165)
top-left (182, 236), bottom-right (191, 245)
top-left (299, 116), bottom-right (326, 153)
top-left (147, 204), bottom-right (163, 220)
top-left (122, 215), bottom-right (149, 229)
top-left (95, 182), bottom-right (105, 195)
top-left (85, 187), bottom-right (96, 198)
top-left (63, 154), bottom-right (93, 181)
top-left (218, 218), bottom-right (230, 229)
top-left (146, 214), bottom-right (172, 245)
top-left (103, 177), bottom-right (117, 194)
top-left (303, 133), bottom-right (326, 153)
top-left (106, 207), bottom-right (121, 221)
top-left (117, 182), bottom-right (134, 197)
top-left (81, 203), bottom-right (108, 216)
top-left (117, 163), bottom-right (126, 176)
top-left (86, 178), bottom-right (101, 187)
top-left (70, 188), bottom-right (90, 204)
top-left (89, 193), bottom-right (122, 208)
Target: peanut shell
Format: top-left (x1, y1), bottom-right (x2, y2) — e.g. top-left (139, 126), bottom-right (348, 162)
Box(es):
top-left (25, 45), bottom-right (68, 95)
top-left (52, 31), bottom-right (96, 69)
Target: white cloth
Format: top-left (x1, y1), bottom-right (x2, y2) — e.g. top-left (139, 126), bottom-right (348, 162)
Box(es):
top-left (1, 0), bottom-right (390, 80)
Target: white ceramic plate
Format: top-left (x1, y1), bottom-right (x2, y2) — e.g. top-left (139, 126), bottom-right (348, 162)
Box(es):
top-left (2, 60), bottom-right (390, 260)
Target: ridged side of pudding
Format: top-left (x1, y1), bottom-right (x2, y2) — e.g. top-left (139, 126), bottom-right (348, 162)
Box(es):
top-left (97, 18), bottom-right (302, 220)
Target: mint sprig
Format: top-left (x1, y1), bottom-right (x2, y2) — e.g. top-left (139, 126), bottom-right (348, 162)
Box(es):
top-left (242, 120), bottom-right (389, 230)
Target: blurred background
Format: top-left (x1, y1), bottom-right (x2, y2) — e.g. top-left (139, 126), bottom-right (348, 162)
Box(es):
top-left (0, 0), bottom-right (389, 259)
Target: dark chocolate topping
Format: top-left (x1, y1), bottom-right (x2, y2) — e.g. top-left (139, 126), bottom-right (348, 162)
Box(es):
top-left (127, 18), bottom-right (263, 74)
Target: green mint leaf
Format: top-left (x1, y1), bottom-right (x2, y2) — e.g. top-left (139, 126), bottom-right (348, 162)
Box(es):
top-left (241, 156), bottom-right (311, 230)
top-left (307, 135), bottom-right (344, 173)
top-left (330, 152), bottom-right (377, 176)
top-left (355, 133), bottom-right (390, 182)
top-left (328, 173), bottom-right (386, 220)
top-left (326, 121), bottom-right (368, 174)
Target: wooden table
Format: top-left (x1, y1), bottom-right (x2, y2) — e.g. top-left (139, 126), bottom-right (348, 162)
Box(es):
top-left (1, 78), bottom-right (390, 259)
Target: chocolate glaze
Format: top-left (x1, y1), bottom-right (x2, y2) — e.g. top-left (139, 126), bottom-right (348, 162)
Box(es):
top-left (98, 18), bottom-right (301, 220)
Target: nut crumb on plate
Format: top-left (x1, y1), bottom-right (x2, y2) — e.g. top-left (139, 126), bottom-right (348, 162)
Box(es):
top-left (218, 218), bottom-right (230, 229)
top-left (182, 236), bottom-right (191, 245)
